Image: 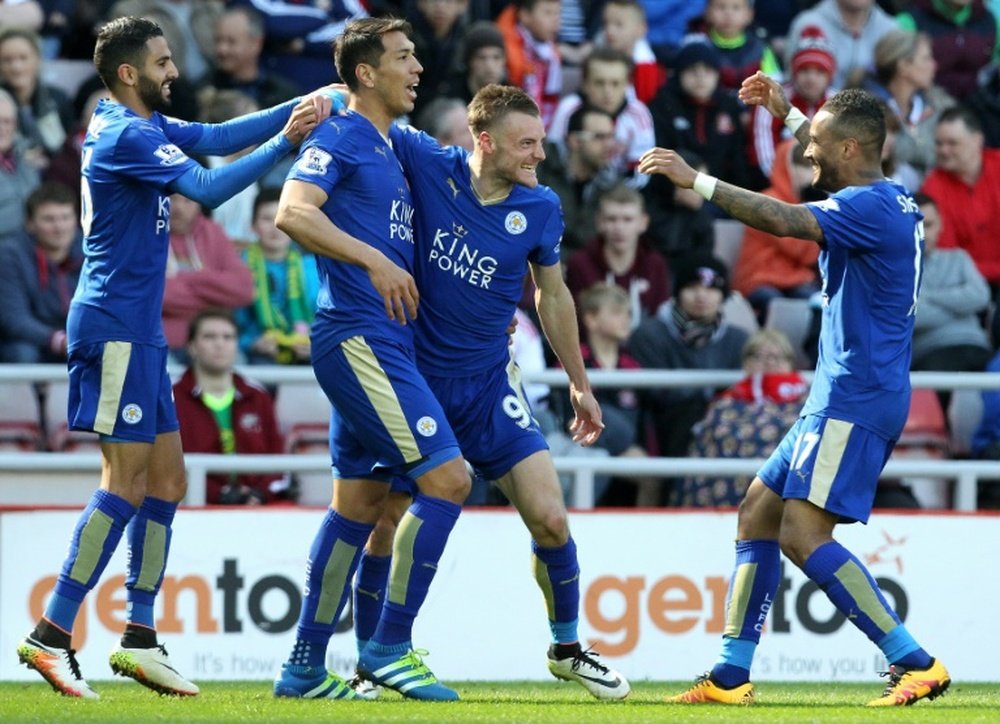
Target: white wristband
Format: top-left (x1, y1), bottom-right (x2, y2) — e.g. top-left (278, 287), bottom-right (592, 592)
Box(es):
top-left (693, 172), bottom-right (718, 201)
top-left (784, 106), bottom-right (808, 134)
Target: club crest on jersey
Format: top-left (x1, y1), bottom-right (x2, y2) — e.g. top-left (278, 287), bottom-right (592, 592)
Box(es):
top-left (153, 143), bottom-right (185, 166)
top-left (121, 404), bottom-right (143, 425)
top-left (452, 222), bottom-right (469, 238)
top-left (505, 211), bottom-right (527, 235)
top-left (299, 147), bottom-right (332, 175)
top-left (416, 416), bottom-right (438, 437)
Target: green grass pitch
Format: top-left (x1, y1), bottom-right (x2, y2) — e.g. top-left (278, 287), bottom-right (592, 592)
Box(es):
top-left (0, 680), bottom-right (998, 722)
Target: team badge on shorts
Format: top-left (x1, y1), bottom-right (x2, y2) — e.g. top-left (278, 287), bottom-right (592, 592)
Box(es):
top-left (121, 404), bottom-right (143, 425)
top-left (505, 211), bottom-right (527, 235)
top-left (416, 416), bottom-right (438, 437)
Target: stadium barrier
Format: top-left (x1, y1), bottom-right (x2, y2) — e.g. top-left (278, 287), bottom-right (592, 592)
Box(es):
top-left (2, 365), bottom-right (1000, 509)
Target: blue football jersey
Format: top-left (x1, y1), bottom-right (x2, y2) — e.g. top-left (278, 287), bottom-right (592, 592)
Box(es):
top-left (287, 112), bottom-right (417, 358)
top-left (68, 100), bottom-right (206, 348)
top-left (390, 125), bottom-right (563, 376)
top-left (803, 180), bottom-right (924, 439)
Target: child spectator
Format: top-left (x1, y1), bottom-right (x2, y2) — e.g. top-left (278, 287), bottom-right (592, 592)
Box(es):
top-left (681, 328), bottom-right (808, 506)
top-left (549, 47), bottom-right (656, 185)
top-left (600, 0), bottom-right (667, 103)
top-left (497, 0), bottom-right (563, 126)
top-left (173, 308), bottom-right (293, 505)
top-left (700, 0), bottom-right (781, 92)
top-left (236, 188), bottom-right (319, 365)
top-left (162, 193), bottom-right (254, 358)
top-left (648, 36), bottom-right (765, 191)
top-left (565, 184), bottom-right (670, 330)
top-left (0, 182), bottom-right (81, 363)
top-left (732, 140), bottom-right (822, 323)
top-left (444, 21), bottom-right (508, 104)
top-left (577, 282), bottom-right (660, 506)
top-left (749, 25), bottom-right (834, 177)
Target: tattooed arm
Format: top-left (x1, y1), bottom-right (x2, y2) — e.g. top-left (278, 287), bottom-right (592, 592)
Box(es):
top-left (638, 148), bottom-right (824, 242)
top-left (739, 71), bottom-right (811, 150)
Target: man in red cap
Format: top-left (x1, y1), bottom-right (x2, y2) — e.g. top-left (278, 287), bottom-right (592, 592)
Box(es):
top-left (749, 26), bottom-right (835, 178)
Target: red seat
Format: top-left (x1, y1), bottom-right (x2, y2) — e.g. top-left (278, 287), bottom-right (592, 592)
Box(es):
top-left (895, 389), bottom-right (949, 458)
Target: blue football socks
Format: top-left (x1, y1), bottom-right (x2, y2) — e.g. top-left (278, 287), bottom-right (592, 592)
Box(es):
top-left (531, 537), bottom-right (581, 644)
top-left (125, 496), bottom-right (177, 631)
top-left (354, 552), bottom-right (391, 654)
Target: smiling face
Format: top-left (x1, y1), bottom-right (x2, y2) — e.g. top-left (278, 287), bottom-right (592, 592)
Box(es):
top-left (135, 35), bottom-right (178, 113)
top-left (804, 109), bottom-right (850, 192)
top-left (370, 30), bottom-right (423, 117)
top-left (0, 35), bottom-right (39, 96)
top-left (487, 111), bottom-right (546, 188)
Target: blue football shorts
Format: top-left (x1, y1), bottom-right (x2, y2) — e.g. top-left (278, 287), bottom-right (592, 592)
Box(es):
top-left (312, 335), bottom-right (460, 482)
top-left (67, 341), bottom-right (178, 444)
top-left (423, 356), bottom-right (549, 482)
top-left (758, 414), bottom-right (895, 524)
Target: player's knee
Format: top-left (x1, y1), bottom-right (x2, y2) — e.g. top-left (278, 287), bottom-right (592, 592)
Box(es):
top-left (777, 530), bottom-right (811, 569)
top-left (422, 466), bottom-right (471, 503)
top-left (527, 507), bottom-right (569, 547)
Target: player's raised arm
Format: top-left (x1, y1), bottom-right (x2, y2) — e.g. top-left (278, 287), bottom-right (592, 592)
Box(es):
top-left (638, 147), bottom-right (823, 243)
top-left (276, 180), bottom-right (418, 324)
top-left (530, 261), bottom-right (604, 446)
top-left (739, 71), bottom-right (811, 150)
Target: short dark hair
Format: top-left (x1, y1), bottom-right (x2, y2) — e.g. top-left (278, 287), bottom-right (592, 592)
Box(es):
top-left (582, 47), bottom-right (634, 82)
top-left (467, 84), bottom-right (539, 136)
top-left (334, 17), bottom-right (412, 92)
top-left (938, 105), bottom-right (983, 135)
top-left (187, 307), bottom-right (238, 343)
top-left (93, 16), bottom-right (165, 90)
top-left (821, 88), bottom-right (886, 158)
top-left (26, 182), bottom-right (76, 218)
top-left (252, 186), bottom-right (282, 219)
top-left (566, 104), bottom-right (614, 135)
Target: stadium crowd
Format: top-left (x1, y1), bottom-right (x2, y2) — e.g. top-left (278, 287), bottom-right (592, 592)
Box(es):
top-left (1, 0), bottom-right (1000, 509)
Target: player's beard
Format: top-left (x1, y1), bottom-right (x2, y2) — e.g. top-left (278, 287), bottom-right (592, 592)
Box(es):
top-left (138, 74), bottom-right (171, 113)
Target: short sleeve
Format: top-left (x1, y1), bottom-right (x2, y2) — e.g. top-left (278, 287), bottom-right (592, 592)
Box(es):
top-left (530, 195), bottom-right (564, 266)
top-left (115, 120), bottom-right (200, 191)
top-left (805, 186), bottom-right (890, 253)
top-left (285, 121), bottom-right (351, 197)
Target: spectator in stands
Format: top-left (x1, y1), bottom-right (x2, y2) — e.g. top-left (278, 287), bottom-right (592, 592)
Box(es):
top-left (641, 147), bottom-right (715, 263)
top-left (648, 36), bottom-right (765, 192)
top-left (556, 0), bottom-right (597, 68)
top-left (43, 80), bottom-right (109, 202)
top-left (200, 5), bottom-right (299, 110)
top-left (629, 252), bottom-right (749, 502)
top-left (443, 21), bottom-right (508, 104)
top-left (409, 0), bottom-right (470, 118)
top-left (910, 192), bottom-right (991, 412)
top-left (857, 29), bottom-right (954, 182)
top-left (549, 47), bottom-right (655, 186)
top-left (565, 183), bottom-right (670, 330)
top-left (198, 88), bottom-right (265, 246)
top-left (698, 0), bottom-right (781, 92)
top-left (599, 0), bottom-right (666, 103)
top-left (733, 140), bottom-right (822, 323)
top-left (750, 25), bottom-right (835, 178)
top-left (753, 1), bottom-right (801, 56)
top-left (536, 104), bottom-right (620, 252)
top-left (162, 193), bottom-right (254, 357)
top-left (897, 0), bottom-right (997, 102)
top-left (966, 61), bottom-right (1000, 147)
top-left (0, 87), bottom-right (40, 240)
top-left (0, 182), bottom-right (81, 363)
top-left (640, 0), bottom-right (706, 62)
top-left (173, 308), bottom-right (292, 505)
top-left (497, 0), bottom-right (563, 126)
top-left (37, 0), bottom-right (72, 58)
top-left (0, 1), bottom-right (42, 31)
top-left (236, 188), bottom-right (319, 365)
top-left (415, 96), bottom-right (474, 150)
top-left (785, 0), bottom-right (897, 90)
top-left (681, 328), bottom-right (808, 506)
top-left (576, 282), bottom-right (660, 506)
top-left (922, 106), bottom-right (1000, 340)
top-left (108, 0), bottom-right (221, 81)
top-left (0, 27), bottom-right (73, 163)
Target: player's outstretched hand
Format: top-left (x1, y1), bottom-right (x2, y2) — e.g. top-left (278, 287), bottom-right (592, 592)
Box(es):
top-left (368, 253), bottom-right (419, 324)
top-left (282, 95), bottom-right (329, 145)
top-left (638, 147), bottom-right (697, 188)
top-left (738, 71), bottom-right (790, 120)
top-left (569, 388), bottom-right (604, 446)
